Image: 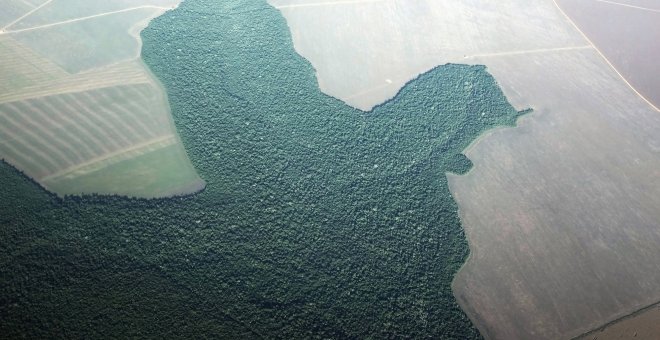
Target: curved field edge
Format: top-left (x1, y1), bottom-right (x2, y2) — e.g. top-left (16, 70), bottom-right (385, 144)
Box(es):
top-left (1, 0), bottom-right (525, 338)
top-left (39, 57), bottom-right (207, 199)
top-left (0, 2), bottom-right (204, 198)
top-left (448, 109), bottom-right (533, 339)
top-left (267, 0), bottom-right (660, 338)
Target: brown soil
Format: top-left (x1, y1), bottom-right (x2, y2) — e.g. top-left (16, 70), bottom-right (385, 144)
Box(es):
top-left (578, 305), bottom-right (660, 340)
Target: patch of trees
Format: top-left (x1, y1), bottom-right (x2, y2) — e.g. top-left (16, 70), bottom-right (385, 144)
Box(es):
top-left (0, 0), bottom-right (528, 338)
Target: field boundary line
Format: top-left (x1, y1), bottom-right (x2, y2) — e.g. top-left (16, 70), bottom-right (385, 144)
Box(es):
top-left (552, 0), bottom-right (659, 112)
top-left (18, 0), bottom-right (37, 10)
top-left (0, 5), bottom-right (173, 35)
top-left (464, 45), bottom-right (593, 59)
top-left (594, 0), bottom-right (660, 13)
top-left (40, 134), bottom-right (176, 182)
top-left (274, 0), bottom-right (386, 9)
top-left (1, 0), bottom-right (53, 32)
top-left (570, 300), bottom-right (660, 340)
top-left (0, 77), bottom-right (150, 104)
top-left (345, 45), bottom-right (593, 108)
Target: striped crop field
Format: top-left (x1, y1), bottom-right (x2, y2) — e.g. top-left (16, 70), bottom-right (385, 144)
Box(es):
top-left (0, 35), bottom-right (69, 94)
top-left (0, 0), bottom-right (202, 197)
top-left (0, 59), bottom-right (152, 104)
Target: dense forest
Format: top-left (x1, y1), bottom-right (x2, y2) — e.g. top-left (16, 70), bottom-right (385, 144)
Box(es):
top-left (0, 0), bottom-right (527, 338)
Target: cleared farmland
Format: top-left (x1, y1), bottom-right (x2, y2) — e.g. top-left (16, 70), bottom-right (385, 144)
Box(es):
top-left (267, 0), bottom-right (585, 111)
top-left (0, 0), bottom-right (203, 197)
top-left (269, 0), bottom-right (660, 338)
top-left (554, 0), bottom-right (660, 108)
top-left (577, 304), bottom-right (660, 340)
top-left (0, 35), bottom-right (68, 93)
top-left (7, 0), bottom-right (179, 30)
top-left (0, 0), bottom-right (46, 29)
top-left (0, 0), bottom-right (528, 337)
top-left (9, 7), bottom-right (169, 73)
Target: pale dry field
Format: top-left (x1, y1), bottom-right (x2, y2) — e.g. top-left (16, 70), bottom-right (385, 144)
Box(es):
top-left (555, 0), bottom-right (660, 108)
top-left (269, 0), bottom-right (660, 339)
top-left (268, 0), bottom-right (585, 111)
top-left (0, 0), bottom-right (204, 197)
top-left (603, 0), bottom-right (660, 9)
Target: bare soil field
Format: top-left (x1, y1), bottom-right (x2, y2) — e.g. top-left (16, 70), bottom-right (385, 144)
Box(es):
top-left (0, 0), bottom-right (203, 197)
top-left (270, 0), bottom-right (660, 338)
top-left (578, 304), bottom-right (660, 340)
top-left (268, 0), bottom-right (584, 111)
top-left (601, 0), bottom-right (660, 10)
top-left (449, 48), bottom-right (660, 339)
top-left (555, 0), bottom-right (660, 108)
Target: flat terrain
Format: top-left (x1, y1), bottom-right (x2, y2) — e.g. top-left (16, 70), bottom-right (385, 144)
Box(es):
top-left (555, 0), bottom-right (660, 108)
top-left (269, 0), bottom-right (660, 338)
top-left (578, 304), bottom-right (660, 340)
top-left (268, 0), bottom-right (585, 111)
top-left (0, 0), bottom-right (525, 337)
top-left (1, 0), bottom-right (658, 338)
top-left (0, 0), bottom-right (203, 197)
top-left (449, 48), bottom-right (660, 339)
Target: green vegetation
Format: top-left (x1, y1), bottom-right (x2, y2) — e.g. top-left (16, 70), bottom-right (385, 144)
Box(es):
top-left (0, 0), bottom-right (526, 338)
top-left (0, 79), bottom-right (203, 197)
top-left (43, 142), bottom-right (204, 198)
